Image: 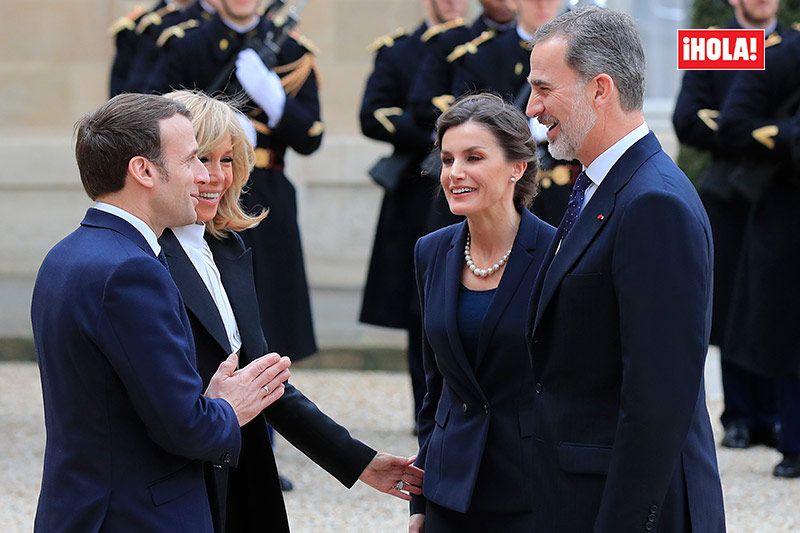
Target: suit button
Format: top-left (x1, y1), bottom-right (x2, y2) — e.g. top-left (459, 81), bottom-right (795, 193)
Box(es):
top-left (535, 383), bottom-right (543, 394)
top-left (645, 524), bottom-right (654, 531)
top-left (648, 513), bottom-right (656, 522)
top-left (221, 452), bottom-right (232, 464)
top-left (650, 505), bottom-right (658, 512)
top-left (462, 403), bottom-right (468, 413)
top-left (483, 404), bottom-right (489, 414)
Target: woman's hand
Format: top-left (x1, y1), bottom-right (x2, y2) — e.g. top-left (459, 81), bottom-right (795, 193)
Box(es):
top-left (358, 452), bottom-right (424, 501)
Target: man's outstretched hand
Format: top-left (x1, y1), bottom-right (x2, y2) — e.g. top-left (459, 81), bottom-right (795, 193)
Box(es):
top-left (358, 453), bottom-right (424, 501)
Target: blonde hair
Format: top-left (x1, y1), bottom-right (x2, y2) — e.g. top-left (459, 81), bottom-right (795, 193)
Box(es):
top-left (164, 90), bottom-right (267, 239)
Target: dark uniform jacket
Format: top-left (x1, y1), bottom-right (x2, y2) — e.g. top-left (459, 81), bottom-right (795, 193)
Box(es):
top-left (672, 21), bottom-right (787, 349)
top-left (160, 229), bottom-right (376, 533)
top-left (150, 14), bottom-right (323, 360)
top-left (359, 22), bottom-right (438, 329)
top-left (718, 28), bottom-right (800, 378)
top-left (108, 1), bottom-right (162, 97)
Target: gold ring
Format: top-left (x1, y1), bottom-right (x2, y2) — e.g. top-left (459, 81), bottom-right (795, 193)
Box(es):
top-left (263, 384), bottom-right (271, 394)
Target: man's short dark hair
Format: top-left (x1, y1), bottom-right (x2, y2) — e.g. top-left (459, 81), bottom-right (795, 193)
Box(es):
top-left (74, 93), bottom-right (191, 199)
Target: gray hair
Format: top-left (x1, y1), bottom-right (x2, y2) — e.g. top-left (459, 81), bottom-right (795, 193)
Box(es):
top-left (532, 6), bottom-right (645, 112)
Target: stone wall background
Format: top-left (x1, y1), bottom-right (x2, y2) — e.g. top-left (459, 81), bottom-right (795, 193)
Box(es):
top-left (0, 0), bottom-right (683, 350)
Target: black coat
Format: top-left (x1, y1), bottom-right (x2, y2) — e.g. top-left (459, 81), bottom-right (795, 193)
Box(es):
top-left (359, 22), bottom-right (439, 329)
top-left (672, 22), bottom-right (788, 349)
top-left (150, 14), bottom-right (322, 359)
top-left (108, 0), bottom-right (163, 97)
top-left (717, 29), bottom-right (800, 378)
top-left (160, 229), bottom-right (376, 532)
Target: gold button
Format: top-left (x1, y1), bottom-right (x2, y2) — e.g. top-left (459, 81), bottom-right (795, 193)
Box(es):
top-left (254, 148), bottom-right (271, 168)
top-left (219, 38), bottom-right (229, 51)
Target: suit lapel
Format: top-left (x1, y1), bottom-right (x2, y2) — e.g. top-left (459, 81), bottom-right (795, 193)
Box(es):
top-left (532, 132), bottom-right (662, 334)
top-left (208, 235), bottom-right (267, 362)
top-left (81, 208), bottom-right (155, 259)
top-left (160, 229), bottom-right (232, 355)
top-left (474, 211), bottom-right (540, 369)
top-left (444, 223), bottom-right (487, 399)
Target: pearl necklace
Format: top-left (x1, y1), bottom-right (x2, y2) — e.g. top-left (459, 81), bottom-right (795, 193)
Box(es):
top-left (464, 233), bottom-right (512, 278)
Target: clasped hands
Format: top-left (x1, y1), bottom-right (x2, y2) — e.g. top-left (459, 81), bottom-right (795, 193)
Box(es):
top-left (205, 352), bottom-right (291, 426)
top-left (359, 453), bottom-right (424, 502)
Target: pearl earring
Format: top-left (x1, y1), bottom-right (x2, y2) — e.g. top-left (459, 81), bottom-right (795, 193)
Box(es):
top-left (510, 176), bottom-right (517, 182)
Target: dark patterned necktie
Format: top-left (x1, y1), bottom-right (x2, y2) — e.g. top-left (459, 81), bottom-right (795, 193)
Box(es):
top-left (557, 171), bottom-right (592, 242)
top-left (157, 250), bottom-right (170, 271)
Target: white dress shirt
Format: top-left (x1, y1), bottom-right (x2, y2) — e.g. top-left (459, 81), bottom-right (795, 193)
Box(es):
top-left (172, 223), bottom-right (242, 354)
top-left (582, 122), bottom-right (650, 208)
top-left (94, 202), bottom-right (161, 256)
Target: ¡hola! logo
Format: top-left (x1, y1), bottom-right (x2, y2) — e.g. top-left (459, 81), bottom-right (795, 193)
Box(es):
top-left (677, 29), bottom-right (765, 70)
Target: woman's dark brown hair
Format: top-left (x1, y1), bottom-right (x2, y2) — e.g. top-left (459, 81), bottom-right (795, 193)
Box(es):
top-left (435, 92), bottom-right (539, 210)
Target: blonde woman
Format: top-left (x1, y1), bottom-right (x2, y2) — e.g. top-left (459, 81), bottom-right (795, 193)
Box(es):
top-left (160, 90), bottom-right (423, 532)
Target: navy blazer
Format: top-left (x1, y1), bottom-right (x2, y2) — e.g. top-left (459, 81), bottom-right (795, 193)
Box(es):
top-left (31, 209), bottom-right (240, 533)
top-left (527, 133), bottom-right (725, 532)
top-left (160, 228), bottom-right (377, 532)
top-left (411, 210), bottom-right (555, 515)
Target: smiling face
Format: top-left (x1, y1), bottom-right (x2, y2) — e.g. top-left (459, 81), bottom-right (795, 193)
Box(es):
top-left (150, 115), bottom-right (209, 232)
top-left (731, 0), bottom-right (779, 27)
top-left (440, 121), bottom-right (523, 217)
top-left (195, 133), bottom-right (234, 223)
top-left (219, 0), bottom-right (260, 25)
top-left (526, 36), bottom-right (596, 162)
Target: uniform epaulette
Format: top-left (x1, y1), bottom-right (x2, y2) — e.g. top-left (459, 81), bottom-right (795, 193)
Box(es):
top-left (274, 50), bottom-right (318, 96)
top-left (156, 19), bottom-right (201, 48)
top-left (136, 4), bottom-right (179, 34)
top-left (367, 27), bottom-right (409, 53)
top-left (765, 32), bottom-right (782, 48)
top-left (107, 6), bottom-right (146, 36)
top-left (421, 18), bottom-right (465, 43)
top-left (446, 30), bottom-right (496, 63)
top-left (288, 31), bottom-right (320, 55)
top-left (793, 22), bottom-right (800, 31)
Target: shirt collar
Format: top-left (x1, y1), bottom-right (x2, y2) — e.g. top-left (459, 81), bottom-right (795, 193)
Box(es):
top-left (583, 122), bottom-right (649, 188)
top-left (221, 15), bottom-right (260, 34)
top-left (93, 202), bottom-right (161, 256)
top-left (516, 24), bottom-right (534, 42)
top-left (171, 222), bottom-right (208, 251)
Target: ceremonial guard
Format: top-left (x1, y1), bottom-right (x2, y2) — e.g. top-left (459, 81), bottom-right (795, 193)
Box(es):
top-left (718, 25), bottom-right (800, 478)
top-left (359, 0), bottom-right (469, 429)
top-left (108, 1), bottom-right (161, 97)
top-left (673, 0), bottom-right (783, 451)
top-left (150, 0), bottom-right (322, 360)
top-left (448, 0), bottom-right (574, 227)
top-left (125, 0), bottom-right (217, 93)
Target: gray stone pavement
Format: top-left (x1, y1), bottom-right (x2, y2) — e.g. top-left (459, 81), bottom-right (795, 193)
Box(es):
top-left (1, 362), bottom-right (798, 532)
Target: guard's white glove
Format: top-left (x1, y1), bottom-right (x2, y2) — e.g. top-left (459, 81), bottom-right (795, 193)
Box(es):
top-left (235, 48), bottom-right (286, 128)
top-left (235, 110), bottom-right (258, 148)
top-left (529, 116), bottom-right (549, 143)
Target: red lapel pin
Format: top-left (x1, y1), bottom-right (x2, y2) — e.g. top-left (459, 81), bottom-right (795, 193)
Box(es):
top-left (597, 214), bottom-right (605, 221)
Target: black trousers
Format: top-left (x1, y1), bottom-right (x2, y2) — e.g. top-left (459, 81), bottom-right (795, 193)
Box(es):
top-left (777, 375), bottom-right (800, 455)
top-left (720, 360), bottom-right (778, 430)
top-left (425, 500), bottom-right (535, 533)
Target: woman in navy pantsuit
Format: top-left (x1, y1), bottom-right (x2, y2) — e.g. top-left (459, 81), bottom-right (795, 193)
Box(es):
top-left (410, 94), bottom-right (556, 532)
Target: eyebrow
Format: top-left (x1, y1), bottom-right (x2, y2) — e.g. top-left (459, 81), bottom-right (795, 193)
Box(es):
top-left (441, 145), bottom-right (489, 153)
top-left (528, 77), bottom-right (550, 88)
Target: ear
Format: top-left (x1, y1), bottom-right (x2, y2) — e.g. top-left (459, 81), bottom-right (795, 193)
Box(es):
top-left (127, 156), bottom-right (158, 190)
top-left (589, 73), bottom-right (615, 109)
top-left (511, 160), bottom-right (527, 180)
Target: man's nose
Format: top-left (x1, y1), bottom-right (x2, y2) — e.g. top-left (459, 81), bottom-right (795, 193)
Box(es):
top-left (195, 160), bottom-right (210, 184)
top-left (526, 93), bottom-right (543, 118)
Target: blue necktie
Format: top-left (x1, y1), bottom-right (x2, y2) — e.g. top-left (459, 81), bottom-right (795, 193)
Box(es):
top-left (557, 171), bottom-right (591, 242)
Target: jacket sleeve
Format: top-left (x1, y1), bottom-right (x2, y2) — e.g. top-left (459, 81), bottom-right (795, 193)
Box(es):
top-left (672, 70), bottom-right (722, 153)
top-left (593, 190), bottom-right (711, 531)
top-left (359, 46), bottom-right (432, 151)
top-left (263, 383), bottom-right (377, 488)
top-left (408, 38), bottom-right (454, 131)
top-left (409, 237), bottom-right (443, 516)
top-left (96, 256), bottom-right (241, 466)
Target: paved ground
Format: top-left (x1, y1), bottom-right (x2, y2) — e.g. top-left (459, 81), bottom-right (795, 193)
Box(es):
top-left (2, 362), bottom-right (799, 532)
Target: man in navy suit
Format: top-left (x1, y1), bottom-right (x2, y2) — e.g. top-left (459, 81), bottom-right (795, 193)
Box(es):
top-left (525, 7), bottom-right (725, 532)
top-left (31, 93), bottom-right (290, 532)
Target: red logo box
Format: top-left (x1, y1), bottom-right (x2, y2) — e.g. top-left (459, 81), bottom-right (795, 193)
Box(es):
top-left (677, 29), bottom-right (765, 70)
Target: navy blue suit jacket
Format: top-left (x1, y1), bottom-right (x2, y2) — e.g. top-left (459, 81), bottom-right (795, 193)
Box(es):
top-left (31, 209), bottom-right (241, 532)
top-left (527, 133), bottom-right (725, 532)
top-left (412, 210), bottom-right (555, 515)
